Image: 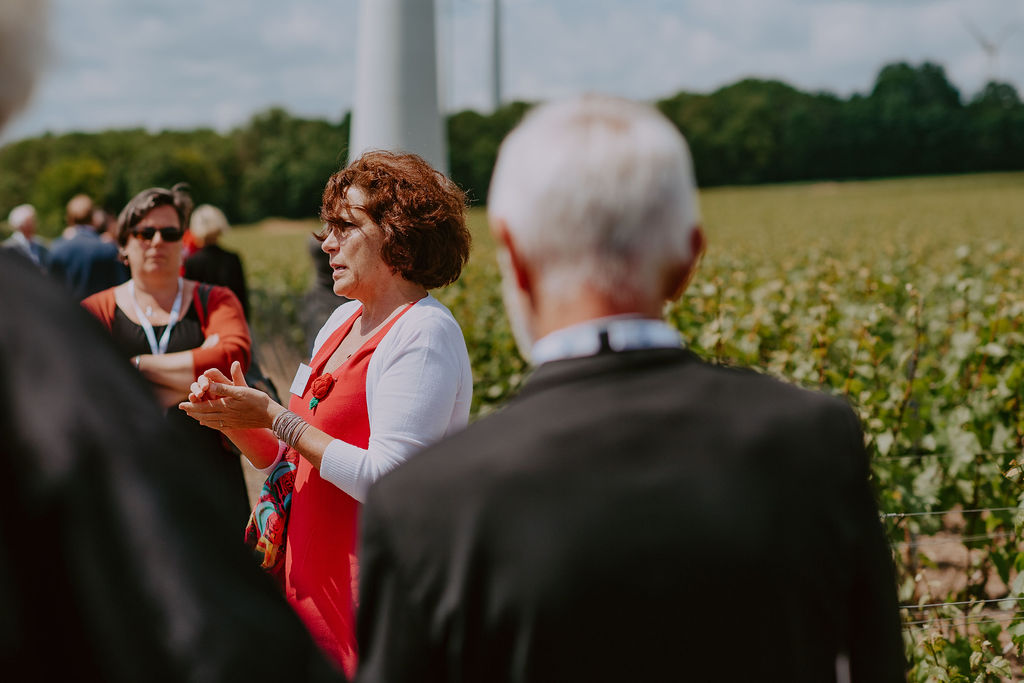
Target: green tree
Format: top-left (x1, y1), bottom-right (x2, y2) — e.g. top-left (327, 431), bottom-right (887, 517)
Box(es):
top-left (2, 62), bottom-right (1023, 225)
top-left (447, 101), bottom-right (531, 205)
top-left (966, 81), bottom-right (1024, 171)
top-left (233, 108), bottom-right (349, 222)
top-left (30, 156), bottom-right (107, 236)
top-left (866, 61), bottom-right (967, 175)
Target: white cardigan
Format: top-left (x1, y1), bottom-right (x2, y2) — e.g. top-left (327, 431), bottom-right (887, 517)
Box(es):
top-left (279, 295), bottom-right (472, 503)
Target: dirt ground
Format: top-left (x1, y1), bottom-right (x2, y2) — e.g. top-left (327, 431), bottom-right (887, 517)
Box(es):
top-left (902, 508), bottom-right (1024, 673)
top-left (240, 337), bottom-right (306, 506)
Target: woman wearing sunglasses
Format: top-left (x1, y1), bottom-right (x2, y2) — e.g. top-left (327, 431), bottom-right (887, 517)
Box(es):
top-left (82, 185), bottom-right (253, 525)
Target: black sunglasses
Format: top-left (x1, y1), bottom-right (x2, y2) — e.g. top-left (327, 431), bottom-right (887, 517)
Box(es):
top-left (130, 226), bottom-right (183, 242)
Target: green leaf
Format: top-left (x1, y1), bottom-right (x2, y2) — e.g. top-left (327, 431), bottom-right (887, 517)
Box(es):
top-left (985, 656), bottom-right (1012, 677)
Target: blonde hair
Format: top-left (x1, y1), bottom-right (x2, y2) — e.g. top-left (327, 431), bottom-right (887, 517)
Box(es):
top-left (189, 204), bottom-right (230, 246)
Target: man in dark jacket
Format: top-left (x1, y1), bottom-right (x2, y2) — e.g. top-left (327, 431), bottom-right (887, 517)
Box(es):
top-left (356, 95), bottom-right (906, 682)
top-left (0, 3), bottom-right (341, 680)
top-left (48, 193), bottom-right (128, 300)
top-left (3, 203), bottom-right (49, 269)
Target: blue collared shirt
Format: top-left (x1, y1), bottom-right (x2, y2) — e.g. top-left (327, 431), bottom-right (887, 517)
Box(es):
top-left (530, 315), bottom-right (683, 366)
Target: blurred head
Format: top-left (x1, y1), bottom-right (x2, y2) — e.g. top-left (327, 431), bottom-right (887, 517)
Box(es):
top-left (8, 204), bottom-right (36, 237)
top-left (488, 94), bottom-right (703, 350)
top-left (319, 150), bottom-right (470, 290)
top-left (190, 204), bottom-right (229, 247)
top-left (310, 229), bottom-right (335, 290)
top-left (171, 182), bottom-right (194, 228)
top-left (0, 1), bottom-right (48, 132)
top-left (66, 194), bottom-right (94, 228)
top-left (91, 207), bottom-right (116, 236)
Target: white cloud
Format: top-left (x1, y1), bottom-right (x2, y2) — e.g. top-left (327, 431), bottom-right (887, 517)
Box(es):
top-left (3, 0), bottom-right (1023, 142)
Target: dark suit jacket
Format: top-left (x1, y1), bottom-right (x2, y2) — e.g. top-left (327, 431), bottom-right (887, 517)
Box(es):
top-left (0, 252), bottom-right (341, 682)
top-left (2, 233), bottom-right (49, 269)
top-left (48, 226), bottom-right (128, 300)
top-left (357, 348), bottom-right (905, 683)
top-left (184, 244), bottom-right (250, 319)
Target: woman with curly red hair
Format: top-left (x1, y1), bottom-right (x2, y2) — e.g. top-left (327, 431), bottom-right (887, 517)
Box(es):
top-left (180, 151), bottom-right (473, 676)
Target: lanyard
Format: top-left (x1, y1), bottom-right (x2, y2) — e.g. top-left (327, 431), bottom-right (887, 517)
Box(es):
top-left (129, 278), bottom-right (184, 356)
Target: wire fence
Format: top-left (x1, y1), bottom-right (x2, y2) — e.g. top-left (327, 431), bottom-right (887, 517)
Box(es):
top-left (876, 449), bottom-right (1020, 462)
top-left (882, 506), bottom-right (1018, 520)
top-left (901, 597), bottom-right (1024, 611)
top-left (902, 611), bottom-right (1024, 629)
top-left (868, 448), bottom-right (1024, 633)
top-left (894, 530), bottom-right (1018, 550)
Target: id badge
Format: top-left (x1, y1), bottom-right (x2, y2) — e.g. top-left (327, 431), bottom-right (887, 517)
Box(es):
top-left (290, 363), bottom-right (313, 397)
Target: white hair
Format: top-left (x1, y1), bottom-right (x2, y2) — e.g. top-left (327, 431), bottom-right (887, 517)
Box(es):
top-left (189, 204), bottom-right (230, 246)
top-left (8, 203), bottom-right (36, 231)
top-left (488, 94), bottom-right (701, 305)
top-left (0, 1), bottom-right (49, 132)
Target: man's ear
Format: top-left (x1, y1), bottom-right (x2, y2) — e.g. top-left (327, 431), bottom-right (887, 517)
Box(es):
top-left (492, 218), bottom-right (535, 303)
top-left (665, 225), bottom-right (706, 301)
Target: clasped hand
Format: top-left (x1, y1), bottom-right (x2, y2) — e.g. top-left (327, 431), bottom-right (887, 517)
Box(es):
top-left (178, 360), bottom-right (280, 431)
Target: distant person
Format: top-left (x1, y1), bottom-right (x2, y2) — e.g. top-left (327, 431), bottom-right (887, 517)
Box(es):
top-left (0, 2), bottom-right (341, 680)
top-left (82, 185), bottom-right (253, 527)
top-left (300, 231), bottom-right (348, 353)
top-left (3, 203), bottom-right (48, 269)
top-left (184, 203), bottom-right (250, 318)
top-left (172, 181), bottom-right (200, 263)
top-left (180, 151), bottom-right (473, 677)
top-left (184, 203), bottom-right (279, 402)
top-left (91, 206), bottom-right (118, 244)
top-left (355, 95), bottom-right (906, 682)
top-left (49, 193), bottom-right (128, 300)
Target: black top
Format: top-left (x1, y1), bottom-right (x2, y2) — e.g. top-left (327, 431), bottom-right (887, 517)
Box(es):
top-left (110, 304), bottom-right (251, 527)
top-left (184, 244), bottom-right (249, 318)
top-left (0, 251), bottom-right (341, 682)
top-left (357, 348), bottom-right (906, 683)
top-left (110, 305), bottom-right (204, 357)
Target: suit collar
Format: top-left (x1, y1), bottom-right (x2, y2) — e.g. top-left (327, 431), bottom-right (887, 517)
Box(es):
top-left (516, 346), bottom-right (697, 401)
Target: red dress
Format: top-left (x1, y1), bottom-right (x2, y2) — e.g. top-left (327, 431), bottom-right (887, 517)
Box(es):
top-left (284, 305), bottom-right (410, 676)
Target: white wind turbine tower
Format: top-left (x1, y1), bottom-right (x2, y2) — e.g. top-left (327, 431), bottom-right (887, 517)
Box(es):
top-left (350, 0), bottom-right (448, 174)
top-left (490, 0), bottom-right (503, 112)
top-left (444, 0), bottom-right (503, 114)
top-left (961, 15), bottom-right (1018, 85)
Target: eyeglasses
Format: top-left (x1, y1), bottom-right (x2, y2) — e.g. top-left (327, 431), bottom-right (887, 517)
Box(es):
top-left (130, 226), bottom-right (183, 242)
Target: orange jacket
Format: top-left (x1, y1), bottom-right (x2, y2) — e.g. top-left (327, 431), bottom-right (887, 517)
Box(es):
top-left (82, 281), bottom-right (251, 377)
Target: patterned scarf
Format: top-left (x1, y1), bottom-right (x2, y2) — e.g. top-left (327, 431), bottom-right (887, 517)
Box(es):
top-left (244, 447), bottom-right (299, 584)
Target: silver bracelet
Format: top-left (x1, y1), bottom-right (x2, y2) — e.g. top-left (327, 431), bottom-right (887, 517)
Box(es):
top-left (272, 410), bottom-right (310, 449)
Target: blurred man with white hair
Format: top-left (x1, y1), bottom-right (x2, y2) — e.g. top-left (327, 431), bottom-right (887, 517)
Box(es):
top-left (356, 94), bottom-right (905, 682)
top-left (0, 0), bottom-right (46, 132)
top-left (3, 203), bottom-right (49, 269)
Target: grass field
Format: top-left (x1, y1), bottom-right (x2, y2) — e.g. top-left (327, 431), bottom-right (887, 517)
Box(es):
top-left (225, 171), bottom-right (1024, 415)
top-left (225, 171), bottom-right (1024, 678)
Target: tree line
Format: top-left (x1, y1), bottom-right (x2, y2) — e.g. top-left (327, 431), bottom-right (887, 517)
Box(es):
top-left (1, 61), bottom-right (1021, 237)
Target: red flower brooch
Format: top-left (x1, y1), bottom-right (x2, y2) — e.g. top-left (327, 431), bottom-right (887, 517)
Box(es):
top-left (309, 373), bottom-right (335, 411)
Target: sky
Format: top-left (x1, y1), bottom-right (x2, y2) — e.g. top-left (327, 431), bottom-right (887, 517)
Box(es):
top-left (4, 0), bottom-right (1023, 143)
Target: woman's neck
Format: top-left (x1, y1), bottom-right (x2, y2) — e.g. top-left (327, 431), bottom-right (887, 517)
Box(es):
top-left (131, 272), bottom-right (182, 308)
top-left (358, 280), bottom-right (427, 332)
